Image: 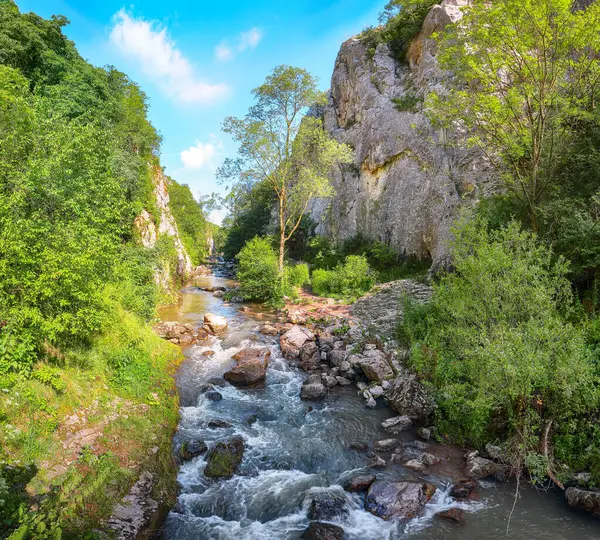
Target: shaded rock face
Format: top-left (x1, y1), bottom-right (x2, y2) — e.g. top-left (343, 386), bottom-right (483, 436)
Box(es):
top-left (385, 374), bottom-right (433, 421)
top-left (365, 480), bottom-right (436, 521)
top-left (307, 491), bottom-right (349, 521)
top-left (204, 438), bottom-right (245, 478)
top-left (301, 522), bottom-right (345, 540)
top-left (224, 348), bottom-right (270, 387)
top-left (565, 487), bottom-right (600, 516)
top-left (311, 0), bottom-right (494, 269)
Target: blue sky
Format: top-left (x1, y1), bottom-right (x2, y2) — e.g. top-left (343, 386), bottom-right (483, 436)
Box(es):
top-left (14, 0), bottom-right (381, 223)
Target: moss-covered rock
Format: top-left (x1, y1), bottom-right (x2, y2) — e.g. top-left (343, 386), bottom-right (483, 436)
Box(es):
top-left (204, 438), bottom-right (245, 479)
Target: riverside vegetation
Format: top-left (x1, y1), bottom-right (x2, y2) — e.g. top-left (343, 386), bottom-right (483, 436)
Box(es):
top-left (2, 0), bottom-right (600, 537)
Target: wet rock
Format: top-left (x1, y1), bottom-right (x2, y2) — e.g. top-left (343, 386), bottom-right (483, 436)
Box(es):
top-left (204, 390), bottom-right (223, 401)
top-left (213, 290), bottom-right (224, 298)
top-left (206, 377), bottom-right (228, 387)
top-left (374, 439), bottom-right (398, 452)
top-left (403, 459), bottom-right (428, 475)
top-left (350, 442), bottom-right (369, 452)
top-left (179, 334), bottom-right (195, 345)
top-left (343, 473), bottom-right (376, 492)
top-left (384, 374), bottom-right (434, 421)
top-left (301, 374), bottom-right (327, 400)
top-left (245, 414), bottom-right (258, 425)
top-left (416, 427), bottom-right (432, 441)
top-left (565, 487), bottom-right (600, 516)
top-left (207, 419), bottom-right (233, 429)
top-left (328, 349), bottom-right (348, 367)
top-left (365, 396), bottom-right (377, 408)
top-left (301, 342), bottom-right (321, 371)
top-left (450, 480), bottom-right (477, 499)
top-left (307, 491), bottom-right (349, 521)
top-left (436, 508), bottom-right (466, 525)
top-left (369, 455), bottom-right (386, 468)
top-left (465, 453), bottom-right (508, 481)
top-left (202, 350), bottom-right (216, 357)
top-left (358, 350), bottom-right (394, 382)
top-left (204, 437), bottom-right (245, 478)
top-left (419, 453), bottom-right (440, 466)
top-left (365, 481), bottom-right (436, 521)
top-left (301, 522), bottom-right (345, 540)
top-left (322, 374), bottom-right (339, 388)
top-left (280, 325), bottom-right (315, 360)
top-left (370, 385), bottom-right (384, 398)
top-left (381, 415), bottom-right (412, 433)
top-left (336, 376), bottom-right (352, 386)
top-left (260, 324), bottom-right (279, 336)
top-left (204, 313), bottom-right (228, 333)
top-left (338, 362), bottom-right (356, 380)
top-left (224, 348), bottom-right (270, 387)
top-left (178, 440), bottom-right (208, 461)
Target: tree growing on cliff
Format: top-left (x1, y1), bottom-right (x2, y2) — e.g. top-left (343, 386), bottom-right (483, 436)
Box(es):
top-left (218, 65), bottom-right (353, 273)
top-left (427, 0), bottom-right (600, 233)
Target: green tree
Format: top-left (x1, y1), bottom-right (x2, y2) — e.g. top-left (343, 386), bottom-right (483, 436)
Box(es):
top-left (427, 0), bottom-right (600, 233)
top-left (219, 65), bottom-right (353, 273)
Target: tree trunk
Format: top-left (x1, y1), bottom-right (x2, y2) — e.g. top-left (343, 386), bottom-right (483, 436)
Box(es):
top-left (278, 197), bottom-right (285, 275)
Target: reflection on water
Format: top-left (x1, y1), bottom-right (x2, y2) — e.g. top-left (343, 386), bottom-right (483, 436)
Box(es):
top-left (160, 274), bottom-right (600, 540)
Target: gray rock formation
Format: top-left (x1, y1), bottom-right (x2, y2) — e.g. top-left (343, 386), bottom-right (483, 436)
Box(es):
top-left (365, 480), bottom-right (436, 521)
top-left (311, 0), bottom-right (494, 269)
top-left (565, 487), bottom-right (600, 516)
top-left (384, 373), bottom-right (434, 421)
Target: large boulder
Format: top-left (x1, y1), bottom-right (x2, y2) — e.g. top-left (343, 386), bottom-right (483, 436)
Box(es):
top-left (301, 374), bottom-right (327, 400)
top-left (365, 481), bottom-right (436, 521)
top-left (381, 415), bottom-right (412, 433)
top-left (384, 373), bottom-right (434, 421)
top-left (301, 522), bottom-right (345, 540)
top-left (565, 487), bottom-right (600, 516)
top-left (300, 341), bottom-right (321, 371)
top-left (465, 453), bottom-right (508, 481)
top-left (307, 491), bottom-right (349, 521)
top-left (358, 350), bottom-right (394, 382)
top-left (224, 348), bottom-right (270, 387)
top-left (280, 325), bottom-right (315, 360)
top-left (204, 313), bottom-right (228, 333)
top-left (204, 437), bottom-right (245, 478)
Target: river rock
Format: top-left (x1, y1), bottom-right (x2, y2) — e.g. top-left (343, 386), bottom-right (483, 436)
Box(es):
top-left (381, 415), bottom-right (412, 433)
top-left (318, 334), bottom-right (335, 353)
top-left (369, 455), bottom-right (386, 468)
top-left (358, 351), bottom-right (394, 382)
top-left (204, 437), bottom-right (245, 478)
top-left (450, 480), bottom-right (477, 499)
top-left (565, 487), bottom-right (600, 516)
top-left (403, 459), bottom-right (428, 475)
top-left (280, 325), bottom-right (315, 360)
top-left (384, 374), bottom-right (434, 421)
top-left (301, 522), bottom-right (345, 540)
top-left (178, 440), bottom-right (208, 461)
top-left (343, 473), bottom-right (376, 492)
top-left (365, 481), bottom-right (436, 521)
top-left (207, 419), bottom-right (233, 429)
top-left (328, 349), bottom-right (348, 367)
top-left (338, 361), bottom-right (355, 380)
top-left (287, 310), bottom-right (307, 325)
top-left (416, 427), bottom-right (432, 441)
top-left (260, 324), bottom-right (279, 336)
top-left (224, 348), bottom-right (270, 387)
top-left (204, 313), bottom-right (228, 333)
top-left (465, 453), bottom-right (508, 481)
top-left (204, 390), bottom-right (223, 401)
top-left (436, 508), bottom-right (466, 525)
top-left (301, 374), bottom-right (327, 400)
top-left (374, 439), bottom-right (399, 452)
top-left (301, 342), bottom-right (321, 371)
top-left (154, 321), bottom-right (196, 343)
top-left (370, 385), bottom-right (384, 398)
top-left (307, 491), bottom-right (349, 521)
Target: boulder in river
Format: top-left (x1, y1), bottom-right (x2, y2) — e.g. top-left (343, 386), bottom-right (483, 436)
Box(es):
top-left (204, 313), bottom-right (228, 333)
top-left (374, 439), bottom-right (398, 452)
top-left (343, 473), bottom-right (376, 492)
top-left (565, 487), bottom-right (600, 516)
top-left (365, 480), bottom-right (436, 521)
top-left (449, 480), bottom-right (477, 499)
top-left (280, 325), bottom-right (315, 360)
top-left (436, 508), bottom-right (466, 525)
top-left (465, 452), bottom-right (509, 481)
top-left (301, 374), bottom-right (327, 400)
top-left (204, 437), bottom-right (245, 478)
top-left (224, 348), bottom-right (270, 387)
top-left (300, 341), bottom-right (321, 371)
top-left (260, 324), bottom-right (279, 336)
top-left (178, 440), bottom-right (208, 461)
top-left (301, 522), bottom-right (345, 540)
top-left (384, 374), bottom-right (434, 421)
top-left (357, 350), bottom-right (394, 382)
top-left (307, 491), bottom-right (349, 521)
top-left (381, 415), bottom-right (412, 433)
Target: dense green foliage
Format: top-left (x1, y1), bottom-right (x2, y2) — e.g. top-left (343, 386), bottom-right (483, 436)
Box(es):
top-left (168, 180), bottom-right (211, 265)
top-left (401, 218), bottom-right (600, 480)
top-left (236, 237), bottom-right (281, 303)
top-left (311, 255), bottom-right (376, 301)
top-left (361, 0), bottom-right (437, 60)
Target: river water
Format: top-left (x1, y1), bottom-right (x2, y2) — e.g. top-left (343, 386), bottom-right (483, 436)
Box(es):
top-left (159, 273), bottom-right (599, 540)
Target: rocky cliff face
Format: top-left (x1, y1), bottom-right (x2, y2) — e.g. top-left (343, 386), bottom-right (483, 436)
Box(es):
top-left (312, 0), bottom-right (495, 268)
top-left (134, 167), bottom-right (193, 289)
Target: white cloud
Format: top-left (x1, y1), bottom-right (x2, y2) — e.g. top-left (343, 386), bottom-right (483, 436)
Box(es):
top-left (214, 27), bottom-right (264, 62)
top-left (110, 9), bottom-right (230, 105)
top-left (180, 137), bottom-right (223, 170)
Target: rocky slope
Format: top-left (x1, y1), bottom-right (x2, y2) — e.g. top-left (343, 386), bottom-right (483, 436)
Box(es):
top-left (312, 0), bottom-right (495, 268)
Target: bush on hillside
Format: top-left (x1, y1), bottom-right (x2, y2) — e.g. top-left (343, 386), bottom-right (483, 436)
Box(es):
top-left (311, 255), bottom-right (376, 300)
top-left (401, 217), bottom-right (599, 480)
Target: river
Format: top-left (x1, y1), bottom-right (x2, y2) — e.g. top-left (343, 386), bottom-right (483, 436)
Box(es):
top-left (158, 272), bottom-right (599, 540)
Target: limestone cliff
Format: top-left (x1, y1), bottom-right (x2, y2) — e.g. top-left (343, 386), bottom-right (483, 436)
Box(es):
top-left (134, 166), bottom-right (193, 289)
top-left (312, 0), bottom-right (495, 268)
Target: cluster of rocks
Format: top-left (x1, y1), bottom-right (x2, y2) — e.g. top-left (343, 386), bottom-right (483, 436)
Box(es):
top-left (154, 313), bottom-right (228, 346)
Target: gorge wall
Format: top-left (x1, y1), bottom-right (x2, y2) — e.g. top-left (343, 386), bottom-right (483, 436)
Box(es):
top-left (312, 0), bottom-right (495, 268)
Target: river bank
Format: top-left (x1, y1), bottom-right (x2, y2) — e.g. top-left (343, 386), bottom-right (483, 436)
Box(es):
top-left (152, 266), bottom-right (600, 539)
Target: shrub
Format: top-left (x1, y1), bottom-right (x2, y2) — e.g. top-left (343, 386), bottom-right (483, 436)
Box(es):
top-left (401, 217), bottom-right (599, 478)
top-left (285, 263), bottom-right (310, 288)
top-left (236, 237), bottom-right (280, 302)
top-left (311, 255), bottom-right (376, 300)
